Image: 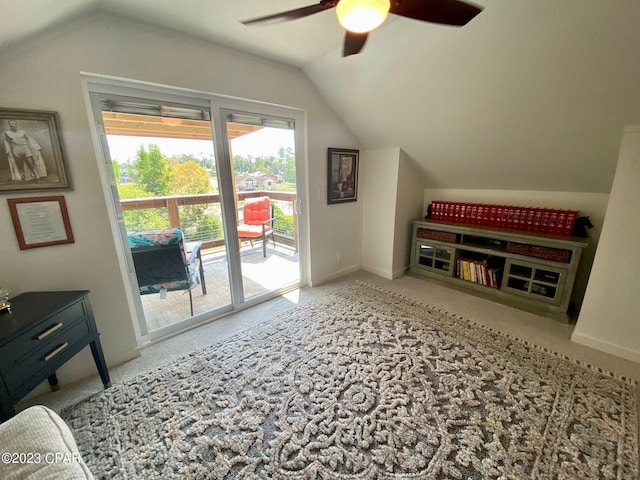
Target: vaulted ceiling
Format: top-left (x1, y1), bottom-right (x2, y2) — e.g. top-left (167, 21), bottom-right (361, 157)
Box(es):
top-left (3, 0), bottom-right (640, 192)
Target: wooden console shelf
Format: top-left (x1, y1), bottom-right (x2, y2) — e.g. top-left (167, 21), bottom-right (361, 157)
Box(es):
top-left (409, 220), bottom-right (589, 322)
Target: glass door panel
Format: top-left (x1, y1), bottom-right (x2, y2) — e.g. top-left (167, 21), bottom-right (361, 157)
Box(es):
top-left (93, 94), bottom-right (233, 337)
top-left (503, 259), bottom-right (565, 304)
top-left (223, 111), bottom-right (300, 302)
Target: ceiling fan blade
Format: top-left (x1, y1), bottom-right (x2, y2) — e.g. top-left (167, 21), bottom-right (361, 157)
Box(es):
top-left (343, 32), bottom-right (369, 57)
top-left (390, 0), bottom-right (483, 26)
top-left (242, 2), bottom-right (336, 27)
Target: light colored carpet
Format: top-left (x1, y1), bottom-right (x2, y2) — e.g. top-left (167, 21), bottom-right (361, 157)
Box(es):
top-left (62, 282), bottom-right (638, 479)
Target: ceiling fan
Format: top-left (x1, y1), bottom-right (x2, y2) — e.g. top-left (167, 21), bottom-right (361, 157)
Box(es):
top-left (242, 0), bottom-right (483, 57)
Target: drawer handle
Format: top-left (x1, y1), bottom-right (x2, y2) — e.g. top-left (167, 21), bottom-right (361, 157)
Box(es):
top-left (42, 342), bottom-right (69, 362)
top-left (36, 323), bottom-right (64, 340)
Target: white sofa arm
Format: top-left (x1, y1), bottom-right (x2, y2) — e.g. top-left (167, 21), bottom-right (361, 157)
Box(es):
top-left (0, 405), bottom-right (93, 480)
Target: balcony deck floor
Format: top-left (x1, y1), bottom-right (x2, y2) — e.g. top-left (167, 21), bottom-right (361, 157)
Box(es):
top-left (140, 242), bottom-right (299, 332)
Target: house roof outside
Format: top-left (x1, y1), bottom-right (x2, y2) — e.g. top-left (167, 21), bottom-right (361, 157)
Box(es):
top-left (236, 172), bottom-right (282, 191)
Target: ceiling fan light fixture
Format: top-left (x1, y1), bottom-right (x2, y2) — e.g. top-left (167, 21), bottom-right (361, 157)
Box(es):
top-left (336, 0), bottom-right (390, 33)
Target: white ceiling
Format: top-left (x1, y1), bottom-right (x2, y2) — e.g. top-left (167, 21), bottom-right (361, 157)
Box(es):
top-left (3, 0), bottom-right (640, 193)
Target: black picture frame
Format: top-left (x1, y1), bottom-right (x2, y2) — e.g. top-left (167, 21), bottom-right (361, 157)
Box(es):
top-left (327, 148), bottom-right (359, 204)
top-left (0, 108), bottom-right (71, 192)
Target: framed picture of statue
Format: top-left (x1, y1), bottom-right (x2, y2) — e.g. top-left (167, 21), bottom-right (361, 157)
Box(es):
top-left (327, 147), bottom-right (359, 204)
top-left (0, 108), bottom-right (71, 192)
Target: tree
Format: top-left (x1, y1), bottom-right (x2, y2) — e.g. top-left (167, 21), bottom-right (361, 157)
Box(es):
top-left (170, 160), bottom-right (211, 194)
top-left (285, 157), bottom-right (296, 184)
top-left (233, 154), bottom-right (250, 174)
top-left (112, 160), bottom-right (122, 183)
top-left (175, 153), bottom-right (216, 175)
top-left (273, 204), bottom-right (294, 237)
top-left (131, 144), bottom-right (172, 196)
top-left (117, 183), bottom-right (168, 230)
top-left (166, 159), bottom-right (221, 242)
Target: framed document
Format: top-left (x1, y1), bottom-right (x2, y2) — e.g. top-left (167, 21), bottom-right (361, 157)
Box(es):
top-left (7, 196), bottom-right (75, 249)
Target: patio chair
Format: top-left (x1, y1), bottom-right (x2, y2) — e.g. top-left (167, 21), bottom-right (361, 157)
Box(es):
top-left (127, 228), bottom-right (204, 316)
top-left (237, 196), bottom-right (275, 257)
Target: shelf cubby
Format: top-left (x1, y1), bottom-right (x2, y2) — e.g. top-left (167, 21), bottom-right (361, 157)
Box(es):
top-left (409, 219), bottom-right (588, 322)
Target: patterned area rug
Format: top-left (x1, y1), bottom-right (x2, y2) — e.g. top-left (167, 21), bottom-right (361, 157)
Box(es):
top-left (62, 282), bottom-right (639, 479)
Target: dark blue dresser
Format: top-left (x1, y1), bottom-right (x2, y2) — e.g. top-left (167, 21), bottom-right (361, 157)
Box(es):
top-left (0, 291), bottom-right (110, 421)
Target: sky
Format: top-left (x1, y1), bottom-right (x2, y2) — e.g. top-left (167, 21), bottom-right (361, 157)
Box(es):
top-left (106, 128), bottom-right (294, 163)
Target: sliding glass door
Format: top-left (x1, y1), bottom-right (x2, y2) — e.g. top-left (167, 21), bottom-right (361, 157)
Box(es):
top-left (220, 110), bottom-right (300, 302)
top-left (86, 80), bottom-right (305, 341)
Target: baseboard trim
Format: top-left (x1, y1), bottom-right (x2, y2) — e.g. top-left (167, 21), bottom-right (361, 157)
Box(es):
top-left (360, 265), bottom-right (393, 279)
top-left (392, 266), bottom-right (409, 279)
top-left (571, 332), bottom-right (640, 364)
top-left (312, 265), bottom-right (409, 286)
top-left (310, 266), bottom-right (360, 287)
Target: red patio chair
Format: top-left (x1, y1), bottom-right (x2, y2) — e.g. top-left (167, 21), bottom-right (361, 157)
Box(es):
top-left (237, 196), bottom-right (275, 257)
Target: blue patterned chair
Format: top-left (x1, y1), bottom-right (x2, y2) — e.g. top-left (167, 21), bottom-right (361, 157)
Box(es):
top-left (127, 228), bottom-right (204, 316)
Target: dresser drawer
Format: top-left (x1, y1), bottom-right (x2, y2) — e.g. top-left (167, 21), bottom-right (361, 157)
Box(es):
top-left (0, 291), bottom-right (111, 421)
top-left (1, 316), bottom-right (92, 391)
top-left (0, 300), bottom-right (87, 368)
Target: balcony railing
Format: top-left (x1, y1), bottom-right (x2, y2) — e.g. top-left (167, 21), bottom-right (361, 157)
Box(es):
top-left (120, 191), bottom-right (298, 251)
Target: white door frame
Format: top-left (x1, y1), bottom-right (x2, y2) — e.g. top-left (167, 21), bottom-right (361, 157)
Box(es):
top-left (81, 73), bottom-right (308, 345)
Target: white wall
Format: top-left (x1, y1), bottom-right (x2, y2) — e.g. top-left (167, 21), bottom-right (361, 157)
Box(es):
top-left (572, 126), bottom-right (640, 363)
top-left (422, 188), bottom-right (609, 308)
top-left (393, 150), bottom-right (429, 277)
top-left (0, 13), bottom-right (361, 388)
top-left (360, 148), bottom-right (399, 278)
top-left (360, 148), bottom-right (427, 279)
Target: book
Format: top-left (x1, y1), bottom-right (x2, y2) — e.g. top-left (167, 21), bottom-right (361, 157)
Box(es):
top-left (541, 209), bottom-right (550, 233)
top-left (555, 211), bottom-right (566, 234)
top-left (481, 204), bottom-right (490, 226)
top-left (489, 206), bottom-right (498, 226)
top-left (462, 260), bottom-right (471, 281)
top-left (453, 203), bottom-right (461, 223)
top-left (430, 201), bottom-right (440, 219)
top-left (507, 208), bottom-right (515, 229)
top-left (564, 211), bottom-right (578, 236)
top-left (488, 268), bottom-right (500, 288)
top-left (469, 204), bottom-right (478, 224)
top-left (460, 204), bottom-right (467, 224)
top-left (548, 210), bottom-right (558, 233)
top-left (525, 208), bottom-right (535, 231)
top-left (496, 207), bottom-right (504, 227)
top-left (444, 202), bottom-right (453, 221)
top-left (533, 209), bottom-right (543, 232)
top-left (513, 207), bottom-right (523, 228)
